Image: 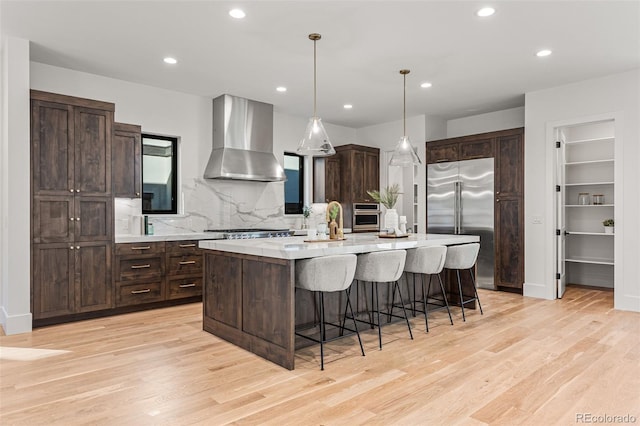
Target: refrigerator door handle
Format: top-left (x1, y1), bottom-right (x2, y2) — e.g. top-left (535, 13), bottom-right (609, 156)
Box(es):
top-left (454, 181), bottom-right (462, 234)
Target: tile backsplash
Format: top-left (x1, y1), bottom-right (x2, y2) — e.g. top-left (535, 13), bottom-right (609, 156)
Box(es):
top-left (115, 177), bottom-right (303, 235)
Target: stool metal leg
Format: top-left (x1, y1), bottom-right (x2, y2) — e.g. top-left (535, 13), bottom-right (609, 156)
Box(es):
top-left (345, 289), bottom-right (365, 357)
top-left (375, 283), bottom-right (382, 350)
top-left (394, 280), bottom-right (414, 340)
top-left (469, 268), bottom-right (483, 314)
top-left (457, 269), bottom-right (466, 322)
top-left (422, 274), bottom-right (429, 332)
top-left (437, 273), bottom-right (454, 325)
top-left (319, 292), bottom-right (325, 370)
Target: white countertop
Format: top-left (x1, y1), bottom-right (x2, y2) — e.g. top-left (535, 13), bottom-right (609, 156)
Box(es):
top-left (198, 233), bottom-right (479, 260)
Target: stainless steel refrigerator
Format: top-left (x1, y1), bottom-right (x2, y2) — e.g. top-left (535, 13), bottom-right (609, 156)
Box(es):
top-left (427, 158), bottom-right (495, 289)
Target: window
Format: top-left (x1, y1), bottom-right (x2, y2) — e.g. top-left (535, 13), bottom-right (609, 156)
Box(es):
top-left (284, 152), bottom-right (304, 214)
top-left (142, 134), bottom-right (178, 214)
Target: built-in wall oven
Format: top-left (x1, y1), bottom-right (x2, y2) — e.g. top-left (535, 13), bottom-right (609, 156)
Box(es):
top-left (352, 203), bottom-right (380, 232)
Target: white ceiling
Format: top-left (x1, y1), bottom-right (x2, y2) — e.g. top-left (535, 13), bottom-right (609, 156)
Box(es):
top-left (2, 1), bottom-right (639, 128)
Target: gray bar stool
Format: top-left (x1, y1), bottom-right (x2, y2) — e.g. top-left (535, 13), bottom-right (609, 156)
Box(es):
top-left (404, 245), bottom-right (453, 332)
top-left (348, 249), bottom-right (413, 350)
top-left (443, 243), bottom-right (483, 321)
top-left (295, 254), bottom-right (364, 370)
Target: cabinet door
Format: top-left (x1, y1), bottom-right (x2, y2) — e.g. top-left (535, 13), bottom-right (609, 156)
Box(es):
top-left (351, 150), bottom-right (366, 202)
top-left (495, 197), bottom-right (524, 289)
top-left (112, 123), bottom-right (141, 198)
top-left (74, 107), bottom-right (112, 196)
top-left (32, 195), bottom-right (74, 243)
top-left (459, 138), bottom-right (494, 160)
top-left (75, 242), bottom-right (113, 312)
top-left (75, 196), bottom-right (113, 242)
top-left (325, 156), bottom-right (341, 203)
top-left (363, 151), bottom-right (379, 201)
top-left (31, 100), bottom-right (74, 196)
top-left (32, 243), bottom-right (75, 319)
top-left (204, 253), bottom-right (242, 329)
top-left (426, 142), bottom-right (458, 164)
top-left (495, 132), bottom-right (524, 197)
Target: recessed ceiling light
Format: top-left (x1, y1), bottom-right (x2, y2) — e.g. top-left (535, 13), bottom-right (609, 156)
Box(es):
top-left (343, 104), bottom-right (353, 109)
top-left (229, 9), bottom-right (246, 19)
top-left (477, 7), bottom-right (495, 17)
top-left (276, 86), bottom-right (287, 92)
top-left (420, 82), bottom-right (432, 89)
top-left (163, 57), bottom-right (177, 64)
top-left (536, 49), bottom-right (552, 57)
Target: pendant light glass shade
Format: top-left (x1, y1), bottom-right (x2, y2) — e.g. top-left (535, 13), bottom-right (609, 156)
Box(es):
top-left (299, 117), bottom-right (335, 155)
top-left (297, 33), bottom-right (335, 157)
top-left (389, 135), bottom-right (420, 166)
top-left (389, 69), bottom-right (422, 166)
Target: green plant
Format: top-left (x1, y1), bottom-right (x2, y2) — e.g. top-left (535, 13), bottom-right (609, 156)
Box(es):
top-left (367, 184), bottom-right (401, 209)
top-left (302, 205), bottom-right (311, 219)
top-left (329, 204), bottom-right (339, 221)
top-left (602, 218), bottom-right (614, 227)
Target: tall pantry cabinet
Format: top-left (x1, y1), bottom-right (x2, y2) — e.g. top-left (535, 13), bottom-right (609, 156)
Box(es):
top-left (30, 91), bottom-right (114, 320)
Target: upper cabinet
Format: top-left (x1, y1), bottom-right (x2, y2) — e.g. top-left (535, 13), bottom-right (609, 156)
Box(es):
top-left (31, 90), bottom-right (113, 197)
top-left (112, 122), bottom-right (142, 198)
top-left (338, 144), bottom-right (380, 203)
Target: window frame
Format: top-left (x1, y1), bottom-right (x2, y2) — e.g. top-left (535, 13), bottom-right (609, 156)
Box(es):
top-left (284, 152), bottom-right (304, 215)
top-left (141, 133), bottom-right (178, 215)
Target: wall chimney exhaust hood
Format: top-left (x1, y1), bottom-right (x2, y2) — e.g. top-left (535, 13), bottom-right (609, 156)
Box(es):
top-left (204, 94), bottom-right (286, 182)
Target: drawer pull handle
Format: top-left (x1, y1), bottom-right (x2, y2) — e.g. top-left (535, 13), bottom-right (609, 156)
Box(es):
top-left (131, 289), bottom-right (151, 294)
top-left (179, 243), bottom-right (196, 248)
top-left (131, 264), bottom-right (151, 269)
top-left (131, 246), bottom-right (151, 250)
top-left (179, 260), bottom-right (196, 265)
top-left (179, 283), bottom-right (196, 288)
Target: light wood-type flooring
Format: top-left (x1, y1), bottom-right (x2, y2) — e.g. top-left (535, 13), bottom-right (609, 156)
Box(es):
top-left (1, 286), bottom-right (639, 425)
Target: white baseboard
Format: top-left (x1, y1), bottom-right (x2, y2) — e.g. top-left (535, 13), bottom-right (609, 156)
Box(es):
top-left (615, 294), bottom-right (640, 312)
top-left (0, 306), bottom-right (32, 335)
top-left (523, 281), bottom-right (555, 300)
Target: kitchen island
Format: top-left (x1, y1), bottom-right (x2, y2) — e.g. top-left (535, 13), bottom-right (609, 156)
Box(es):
top-left (199, 233), bottom-right (479, 369)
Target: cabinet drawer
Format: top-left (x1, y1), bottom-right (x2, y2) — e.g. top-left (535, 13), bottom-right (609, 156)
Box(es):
top-left (115, 242), bottom-right (165, 256)
top-left (427, 143), bottom-right (458, 163)
top-left (116, 281), bottom-right (164, 306)
top-left (167, 253), bottom-right (203, 276)
top-left (116, 255), bottom-right (164, 281)
top-left (166, 240), bottom-right (200, 254)
top-left (167, 276), bottom-right (203, 300)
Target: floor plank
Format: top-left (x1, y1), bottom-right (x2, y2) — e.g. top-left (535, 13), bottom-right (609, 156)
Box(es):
top-left (1, 286), bottom-right (638, 425)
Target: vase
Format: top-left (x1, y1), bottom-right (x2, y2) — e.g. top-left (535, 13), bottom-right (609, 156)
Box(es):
top-left (329, 219), bottom-right (338, 239)
top-left (604, 226), bottom-right (614, 234)
top-left (301, 217), bottom-right (308, 229)
top-left (384, 208), bottom-right (399, 230)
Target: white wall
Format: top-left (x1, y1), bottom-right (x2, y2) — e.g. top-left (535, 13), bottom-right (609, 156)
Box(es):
top-left (524, 69), bottom-right (640, 312)
top-left (0, 37), bottom-right (32, 334)
top-left (446, 106), bottom-right (525, 138)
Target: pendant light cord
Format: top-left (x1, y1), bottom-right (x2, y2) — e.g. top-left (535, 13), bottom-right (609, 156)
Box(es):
top-left (403, 72), bottom-right (406, 137)
top-left (313, 38), bottom-right (317, 119)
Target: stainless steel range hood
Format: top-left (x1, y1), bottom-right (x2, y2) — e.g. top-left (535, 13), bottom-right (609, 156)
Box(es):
top-left (204, 94), bottom-right (286, 182)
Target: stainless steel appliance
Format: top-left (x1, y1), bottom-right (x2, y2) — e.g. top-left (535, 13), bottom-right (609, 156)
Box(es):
top-left (352, 203), bottom-right (380, 232)
top-left (204, 228), bottom-right (294, 239)
top-left (203, 94), bottom-right (286, 182)
top-left (427, 158), bottom-right (494, 289)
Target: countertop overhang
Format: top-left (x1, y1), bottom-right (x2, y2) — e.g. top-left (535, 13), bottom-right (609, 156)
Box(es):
top-left (198, 233), bottom-right (480, 260)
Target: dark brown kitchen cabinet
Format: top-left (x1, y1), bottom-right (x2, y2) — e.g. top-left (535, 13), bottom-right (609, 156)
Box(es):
top-left (32, 241), bottom-right (112, 320)
top-left (112, 122), bottom-right (142, 198)
top-left (339, 145), bottom-right (379, 202)
top-left (313, 156), bottom-right (341, 203)
top-left (165, 241), bottom-right (203, 300)
top-left (425, 127), bottom-right (524, 292)
top-left (31, 90), bottom-right (115, 323)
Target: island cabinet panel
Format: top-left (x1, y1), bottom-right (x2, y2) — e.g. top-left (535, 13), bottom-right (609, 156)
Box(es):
top-left (204, 253), bottom-right (242, 329)
top-left (242, 259), bottom-right (293, 348)
top-left (203, 251), bottom-right (295, 370)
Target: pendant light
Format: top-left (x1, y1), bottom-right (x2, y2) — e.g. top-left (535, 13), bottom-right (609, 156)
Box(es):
top-left (296, 33), bottom-right (335, 156)
top-left (389, 69), bottom-right (421, 166)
